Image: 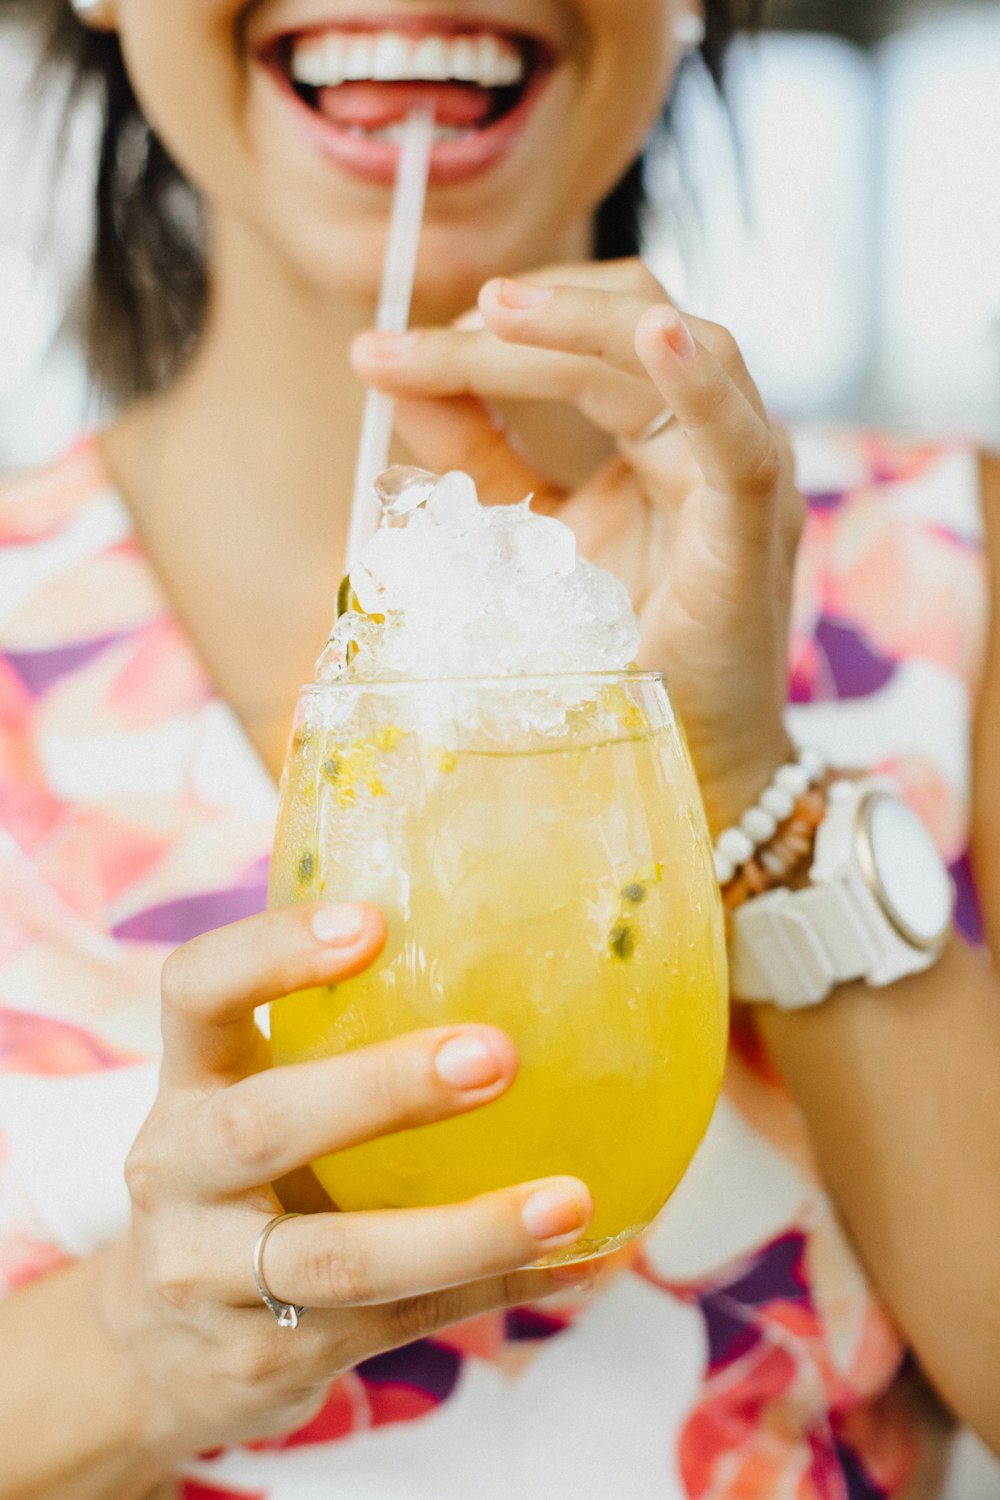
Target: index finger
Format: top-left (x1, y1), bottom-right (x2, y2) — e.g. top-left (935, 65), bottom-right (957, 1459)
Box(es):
top-left (632, 306), bottom-right (781, 543)
top-left (159, 903), bottom-right (387, 1087)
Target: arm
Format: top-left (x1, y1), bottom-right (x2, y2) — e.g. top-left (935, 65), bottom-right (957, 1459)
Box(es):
top-left (758, 939), bottom-right (1000, 1453)
top-left (0, 1245), bottom-right (177, 1500)
top-left (757, 453), bottom-right (1000, 1456)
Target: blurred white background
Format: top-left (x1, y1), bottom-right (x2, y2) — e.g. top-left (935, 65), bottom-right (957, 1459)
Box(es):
top-left (1, 3), bottom-right (999, 1491)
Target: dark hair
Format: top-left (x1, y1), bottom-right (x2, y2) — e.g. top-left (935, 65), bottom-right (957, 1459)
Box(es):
top-left (15, 0), bottom-right (764, 401)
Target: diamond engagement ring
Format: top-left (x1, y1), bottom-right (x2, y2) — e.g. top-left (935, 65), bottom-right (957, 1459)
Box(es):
top-left (253, 1213), bottom-right (308, 1329)
top-left (623, 408), bottom-right (678, 446)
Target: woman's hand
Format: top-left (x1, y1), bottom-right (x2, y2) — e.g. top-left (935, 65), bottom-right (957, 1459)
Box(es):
top-left (99, 903), bottom-right (592, 1461)
top-left (352, 259), bottom-right (804, 835)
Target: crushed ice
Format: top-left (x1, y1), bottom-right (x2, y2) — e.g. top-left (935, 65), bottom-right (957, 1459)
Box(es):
top-left (317, 466), bottom-right (640, 682)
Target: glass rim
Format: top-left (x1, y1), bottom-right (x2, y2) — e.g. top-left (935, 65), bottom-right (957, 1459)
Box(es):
top-left (298, 669), bottom-right (665, 695)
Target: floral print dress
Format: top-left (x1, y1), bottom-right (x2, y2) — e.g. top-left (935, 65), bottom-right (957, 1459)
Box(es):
top-left (0, 429), bottom-right (987, 1499)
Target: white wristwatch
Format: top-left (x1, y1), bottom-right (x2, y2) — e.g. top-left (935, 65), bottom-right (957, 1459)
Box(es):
top-left (730, 777), bottom-right (954, 1010)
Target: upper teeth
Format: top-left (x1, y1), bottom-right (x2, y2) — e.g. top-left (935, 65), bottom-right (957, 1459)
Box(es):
top-left (290, 30), bottom-right (526, 89)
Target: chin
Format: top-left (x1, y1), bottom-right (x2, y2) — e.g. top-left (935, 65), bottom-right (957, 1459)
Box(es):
top-left (277, 210), bottom-right (565, 322)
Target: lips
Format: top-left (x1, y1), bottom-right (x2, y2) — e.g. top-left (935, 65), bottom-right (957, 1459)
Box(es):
top-left (258, 14), bottom-right (557, 184)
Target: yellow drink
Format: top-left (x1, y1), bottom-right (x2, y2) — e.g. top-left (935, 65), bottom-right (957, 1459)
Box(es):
top-left (270, 676), bottom-right (728, 1261)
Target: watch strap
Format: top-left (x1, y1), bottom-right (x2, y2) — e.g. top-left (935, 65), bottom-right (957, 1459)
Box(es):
top-left (730, 879), bottom-right (878, 1009)
top-left (729, 776), bottom-right (949, 1010)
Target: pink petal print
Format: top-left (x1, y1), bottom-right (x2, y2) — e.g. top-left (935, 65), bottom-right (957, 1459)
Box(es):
top-left (0, 1009), bottom-right (139, 1075)
top-left (107, 616), bottom-right (212, 730)
top-left (0, 440), bottom-right (107, 544)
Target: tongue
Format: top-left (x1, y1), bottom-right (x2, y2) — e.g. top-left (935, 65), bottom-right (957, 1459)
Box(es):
top-left (318, 81), bottom-right (493, 130)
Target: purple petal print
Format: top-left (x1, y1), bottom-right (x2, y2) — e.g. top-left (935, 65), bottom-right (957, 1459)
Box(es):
top-left (505, 1307), bottom-right (569, 1342)
top-left (950, 853), bottom-right (983, 947)
top-left (358, 1341), bottom-right (462, 1403)
top-left (701, 1300), bottom-right (760, 1372)
top-left (6, 633), bottom-right (128, 697)
top-left (697, 1233), bottom-right (808, 1372)
top-left (814, 616), bottom-right (898, 700)
top-left (806, 489), bottom-right (847, 513)
top-left (113, 883), bottom-right (268, 944)
top-left (833, 1438), bottom-right (889, 1499)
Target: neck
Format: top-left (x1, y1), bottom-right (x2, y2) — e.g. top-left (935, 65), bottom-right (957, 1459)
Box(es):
top-left (100, 210), bottom-right (596, 774)
top-left (112, 229), bottom-right (379, 562)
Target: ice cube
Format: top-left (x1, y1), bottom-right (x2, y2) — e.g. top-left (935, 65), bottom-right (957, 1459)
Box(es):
top-left (425, 470), bottom-right (483, 531)
top-left (375, 466), bottom-right (439, 523)
top-left (327, 465), bottom-right (641, 702)
top-left (487, 501), bottom-right (577, 583)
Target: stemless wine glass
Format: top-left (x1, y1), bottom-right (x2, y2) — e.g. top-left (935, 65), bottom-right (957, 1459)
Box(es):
top-left (269, 672), bottom-right (728, 1263)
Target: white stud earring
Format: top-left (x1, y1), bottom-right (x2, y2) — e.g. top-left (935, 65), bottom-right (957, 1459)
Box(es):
top-left (674, 11), bottom-right (707, 52)
top-left (70, 0), bottom-right (117, 25)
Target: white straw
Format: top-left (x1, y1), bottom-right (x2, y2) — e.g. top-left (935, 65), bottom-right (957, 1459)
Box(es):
top-left (346, 106), bottom-right (436, 568)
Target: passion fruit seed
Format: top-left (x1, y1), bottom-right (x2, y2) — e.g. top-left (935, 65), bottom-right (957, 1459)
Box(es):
top-left (297, 850), bottom-right (315, 885)
top-left (621, 881), bottom-right (647, 905)
top-left (609, 921), bottom-right (637, 962)
top-left (319, 732), bottom-right (405, 806)
top-left (336, 575), bottom-right (359, 619)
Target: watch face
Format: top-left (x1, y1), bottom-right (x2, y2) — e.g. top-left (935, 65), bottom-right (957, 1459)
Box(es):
top-left (856, 794), bottom-right (954, 949)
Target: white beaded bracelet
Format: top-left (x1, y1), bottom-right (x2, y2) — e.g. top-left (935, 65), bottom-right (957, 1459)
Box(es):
top-left (713, 747), bottom-right (827, 886)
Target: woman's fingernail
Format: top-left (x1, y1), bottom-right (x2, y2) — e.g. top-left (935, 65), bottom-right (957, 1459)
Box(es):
top-left (522, 1184), bottom-right (591, 1244)
top-left (311, 904), bottom-right (368, 947)
top-left (353, 330), bottom-right (418, 362)
top-left (434, 1031), bottom-right (504, 1090)
top-left (661, 312), bottom-right (697, 361)
top-left (495, 279), bottom-right (554, 311)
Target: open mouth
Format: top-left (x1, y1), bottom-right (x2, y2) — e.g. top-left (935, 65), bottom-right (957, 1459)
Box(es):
top-left (262, 18), bottom-right (555, 181)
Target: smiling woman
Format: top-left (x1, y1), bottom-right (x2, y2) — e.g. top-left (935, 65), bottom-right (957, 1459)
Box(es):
top-left (25, 0), bottom-right (760, 400)
top-left (3, 2), bottom-right (1000, 1499)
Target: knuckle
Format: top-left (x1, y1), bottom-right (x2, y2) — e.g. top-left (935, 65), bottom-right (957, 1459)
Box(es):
top-left (159, 945), bottom-right (194, 1014)
top-left (305, 1238), bottom-right (374, 1306)
top-left (124, 1136), bottom-right (163, 1213)
top-left (773, 424), bottom-right (795, 472)
top-left (621, 258), bottom-right (665, 299)
top-left (703, 322), bottom-right (741, 372)
top-left (741, 439), bottom-right (783, 499)
top-left (358, 1051), bottom-right (407, 1130)
top-left (389, 1288), bottom-right (458, 1343)
top-left (149, 1250), bottom-right (201, 1314)
top-left (212, 1087), bottom-right (279, 1177)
